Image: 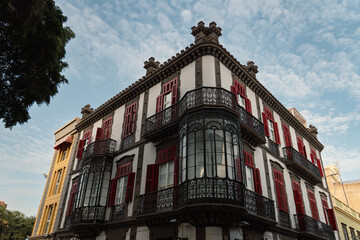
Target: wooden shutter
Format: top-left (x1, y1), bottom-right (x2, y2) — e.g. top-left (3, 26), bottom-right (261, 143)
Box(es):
top-left (108, 178), bottom-right (117, 206)
top-left (282, 123), bottom-right (292, 147)
top-left (103, 117), bottom-right (112, 139)
top-left (317, 158), bottom-right (324, 177)
top-left (322, 198), bottom-right (329, 224)
top-left (265, 107), bottom-right (273, 121)
top-left (273, 122), bottom-right (281, 144)
top-left (292, 181), bottom-right (303, 214)
top-left (145, 164), bottom-right (159, 193)
top-left (244, 151), bottom-right (254, 167)
top-left (76, 140), bottom-right (85, 159)
top-left (66, 182), bottom-right (78, 216)
top-left (326, 208), bottom-right (338, 230)
top-left (297, 137), bottom-right (305, 156)
top-left (245, 98), bottom-right (252, 114)
top-left (171, 84), bottom-right (177, 104)
top-left (308, 190), bottom-right (319, 220)
top-left (254, 168), bottom-right (262, 195)
top-left (130, 103), bottom-right (137, 133)
top-left (274, 169), bottom-right (287, 212)
top-left (156, 95), bottom-right (164, 113)
top-left (95, 127), bottom-right (104, 141)
top-left (236, 158), bottom-right (242, 181)
top-left (262, 112), bottom-right (269, 136)
top-left (125, 172), bottom-right (135, 202)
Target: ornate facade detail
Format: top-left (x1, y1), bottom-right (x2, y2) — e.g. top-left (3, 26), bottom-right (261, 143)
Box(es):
top-left (144, 57), bottom-right (160, 76)
top-left (81, 104), bottom-right (94, 119)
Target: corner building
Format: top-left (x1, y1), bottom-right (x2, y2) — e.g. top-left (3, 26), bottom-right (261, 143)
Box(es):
top-left (56, 22), bottom-right (339, 240)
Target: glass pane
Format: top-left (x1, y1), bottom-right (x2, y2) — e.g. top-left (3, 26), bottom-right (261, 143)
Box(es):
top-left (188, 154), bottom-right (195, 167)
top-left (214, 130), bottom-right (223, 141)
top-left (196, 131), bottom-right (203, 142)
top-left (188, 166), bottom-right (195, 179)
top-left (206, 164), bottom-right (215, 177)
top-left (217, 165), bottom-right (226, 178)
top-left (196, 165), bottom-right (204, 178)
top-left (246, 166), bottom-right (254, 191)
top-left (188, 142), bottom-right (195, 155)
top-left (188, 132), bottom-right (195, 143)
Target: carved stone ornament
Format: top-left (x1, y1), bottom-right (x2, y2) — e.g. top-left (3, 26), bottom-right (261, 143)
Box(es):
top-left (144, 57), bottom-right (160, 76)
top-left (81, 104), bottom-right (94, 119)
top-left (308, 124), bottom-right (318, 139)
top-left (191, 21), bottom-right (222, 44)
top-left (245, 60), bottom-right (259, 78)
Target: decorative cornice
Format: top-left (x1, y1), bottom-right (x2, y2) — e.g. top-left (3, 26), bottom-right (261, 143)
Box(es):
top-left (75, 42), bottom-right (324, 151)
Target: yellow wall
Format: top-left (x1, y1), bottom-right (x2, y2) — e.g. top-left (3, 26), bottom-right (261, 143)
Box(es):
top-left (34, 141), bottom-right (74, 236)
top-left (332, 196), bottom-right (360, 240)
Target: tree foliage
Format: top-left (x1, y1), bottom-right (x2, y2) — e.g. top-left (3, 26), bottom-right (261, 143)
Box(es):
top-left (0, 207), bottom-right (35, 240)
top-left (0, 0), bottom-right (74, 128)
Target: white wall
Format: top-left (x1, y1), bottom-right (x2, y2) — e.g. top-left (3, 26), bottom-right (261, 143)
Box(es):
top-left (147, 82), bottom-right (162, 118)
top-left (136, 226), bottom-right (149, 240)
top-left (140, 143), bottom-right (157, 195)
top-left (178, 223), bottom-right (196, 240)
top-left (202, 56), bottom-right (216, 87)
top-left (180, 62), bottom-right (195, 98)
top-left (135, 93), bottom-right (144, 142)
top-left (220, 62), bottom-right (232, 89)
top-left (92, 119), bottom-right (102, 142)
top-left (254, 147), bottom-right (268, 198)
top-left (247, 88), bottom-right (258, 120)
top-left (113, 105), bottom-right (125, 151)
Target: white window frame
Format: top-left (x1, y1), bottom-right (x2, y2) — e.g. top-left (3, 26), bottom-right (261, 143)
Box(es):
top-left (268, 119), bottom-right (275, 142)
top-left (44, 205), bottom-right (53, 233)
top-left (53, 169), bottom-right (62, 194)
top-left (245, 165), bottom-right (254, 191)
top-left (115, 175), bottom-right (128, 205)
top-left (158, 160), bottom-right (174, 190)
top-left (237, 93), bottom-right (246, 109)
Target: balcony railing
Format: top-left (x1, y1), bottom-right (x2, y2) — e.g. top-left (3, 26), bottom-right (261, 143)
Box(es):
top-left (294, 214), bottom-right (335, 240)
top-left (71, 206), bottom-right (106, 224)
top-left (283, 146), bottom-right (321, 184)
top-left (279, 210), bottom-right (291, 229)
top-left (137, 178), bottom-right (275, 222)
top-left (268, 139), bottom-right (279, 156)
top-left (144, 87), bottom-right (264, 140)
top-left (111, 204), bottom-right (126, 222)
top-left (82, 139), bottom-right (116, 159)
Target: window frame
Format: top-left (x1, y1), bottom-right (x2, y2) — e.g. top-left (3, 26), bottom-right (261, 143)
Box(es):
top-left (123, 102), bottom-right (138, 138)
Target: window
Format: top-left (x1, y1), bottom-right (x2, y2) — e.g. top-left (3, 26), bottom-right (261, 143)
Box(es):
top-left (53, 169), bottom-right (62, 194)
top-left (66, 181), bottom-right (78, 216)
top-left (342, 223), bottom-right (349, 240)
top-left (310, 149), bottom-right (324, 178)
top-left (350, 227), bottom-right (356, 240)
top-left (108, 163), bottom-right (135, 206)
top-left (296, 137), bottom-right (307, 158)
top-left (123, 103), bottom-right (137, 138)
top-left (178, 117), bottom-right (242, 184)
top-left (96, 117), bottom-right (113, 141)
top-left (156, 78), bottom-right (178, 113)
top-left (44, 205), bottom-right (54, 233)
top-left (356, 231), bottom-right (360, 240)
top-left (76, 129), bottom-right (92, 159)
top-left (273, 169), bottom-right (288, 212)
top-left (243, 151), bottom-right (262, 194)
top-left (282, 124), bottom-right (292, 147)
top-left (307, 190), bottom-right (319, 220)
top-left (144, 146), bottom-right (177, 193)
top-left (231, 80), bottom-right (252, 114)
top-left (263, 107), bottom-right (280, 144)
top-left (61, 148), bottom-right (67, 161)
top-left (292, 180), bottom-right (304, 215)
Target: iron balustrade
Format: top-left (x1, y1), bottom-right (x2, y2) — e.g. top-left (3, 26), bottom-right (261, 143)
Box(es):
top-left (283, 146), bottom-right (321, 179)
top-left (82, 139), bottom-right (116, 159)
top-left (71, 206), bottom-right (106, 224)
top-left (279, 210), bottom-right (291, 229)
top-left (137, 177), bottom-right (275, 222)
top-left (143, 87), bottom-right (265, 138)
top-left (268, 139), bottom-right (279, 156)
top-left (111, 204), bottom-right (126, 222)
top-left (294, 214), bottom-right (335, 240)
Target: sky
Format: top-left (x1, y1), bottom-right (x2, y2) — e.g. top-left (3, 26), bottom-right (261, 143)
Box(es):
top-left (1, 0), bottom-right (360, 217)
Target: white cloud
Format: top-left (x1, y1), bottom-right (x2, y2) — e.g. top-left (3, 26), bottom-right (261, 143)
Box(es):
top-left (180, 10), bottom-right (192, 23)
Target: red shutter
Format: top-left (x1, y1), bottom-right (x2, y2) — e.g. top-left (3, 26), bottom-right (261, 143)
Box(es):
top-left (173, 157), bottom-right (178, 186)
top-left (254, 168), bottom-right (262, 195)
top-left (145, 164), bottom-right (159, 193)
top-left (262, 113), bottom-right (269, 136)
top-left (236, 158), bottom-right (242, 181)
top-left (230, 86), bottom-right (238, 102)
top-left (282, 124), bottom-right (292, 147)
top-left (297, 137), bottom-right (304, 156)
top-left (245, 98), bottom-right (252, 114)
top-left (76, 140), bottom-right (85, 159)
top-left (326, 208), bottom-right (338, 230)
top-left (95, 127), bottom-right (104, 141)
top-left (317, 158), bottom-right (324, 177)
top-left (310, 153), bottom-right (315, 164)
top-left (156, 95), bottom-right (164, 113)
top-left (308, 190), bottom-right (319, 220)
top-left (125, 172), bottom-right (135, 203)
top-left (66, 182), bottom-right (78, 216)
top-left (130, 103), bottom-right (137, 133)
top-left (322, 198), bottom-right (329, 224)
top-left (274, 122), bottom-right (281, 144)
top-left (108, 178), bottom-right (117, 206)
top-left (274, 169), bottom-right (287, 212)
top-left (171, 84), bottom-right (177, 105)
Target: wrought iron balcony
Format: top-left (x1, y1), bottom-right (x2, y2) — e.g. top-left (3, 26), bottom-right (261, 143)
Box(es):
top-left (82, 139), bottom-right (116, 159)
top-left (70, 206), bottom-right (106, 224)
top-left (268, 139), bottom-right (279, 157)
top-left (294, 214), bottom-right (335, 240)
top-left (137, 177), bottom-right (275, 225)
top-left (111, 204), bottom-right (126, 222)
top-left (144, 87), bottom-right (265, 144)
top-left (279, 210), bottom-right (291, 229)
top-left (283, 146), bottom-right (322, 184)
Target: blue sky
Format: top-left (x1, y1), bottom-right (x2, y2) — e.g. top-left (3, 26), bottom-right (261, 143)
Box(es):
top-left (1, 0), bottom-right (360, 216)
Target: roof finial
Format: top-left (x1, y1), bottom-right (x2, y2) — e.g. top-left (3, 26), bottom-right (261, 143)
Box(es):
top-left (191, 21), bottom-right (222, 44)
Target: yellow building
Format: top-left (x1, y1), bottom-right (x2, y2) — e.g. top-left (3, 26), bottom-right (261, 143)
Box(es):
top-left (331, 196), bottom-right (360, 240)
top-left (325, 165), bottom-right (360, 240)
top-left (30, 117), bottom-right (80, 239)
